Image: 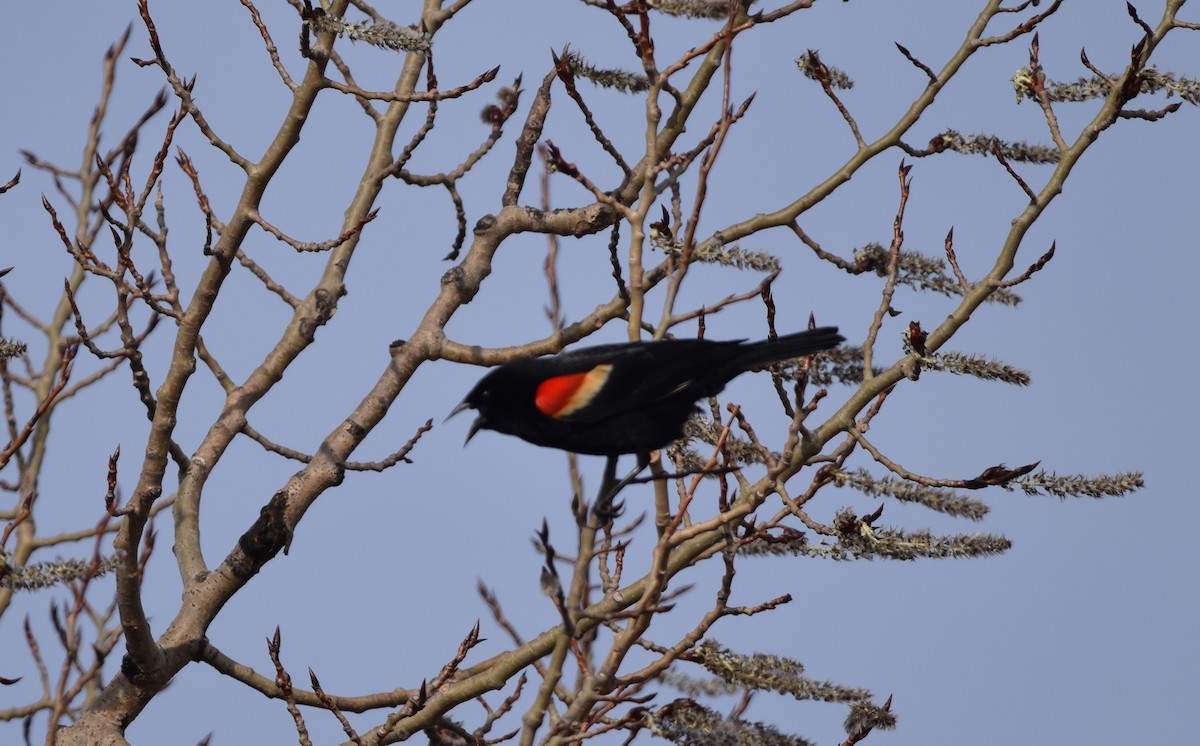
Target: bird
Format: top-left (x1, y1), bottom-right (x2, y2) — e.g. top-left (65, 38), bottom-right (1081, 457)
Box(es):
top-left (449, 327), bottom-right (843, 457)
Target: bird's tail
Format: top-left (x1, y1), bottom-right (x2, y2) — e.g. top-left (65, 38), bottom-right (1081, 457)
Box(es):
top-left (738, 327), bottom-right (844, 369)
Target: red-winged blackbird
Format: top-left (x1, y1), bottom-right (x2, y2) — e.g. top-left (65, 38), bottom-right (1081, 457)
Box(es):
top-left (450, 327), bottom-right (843, 456)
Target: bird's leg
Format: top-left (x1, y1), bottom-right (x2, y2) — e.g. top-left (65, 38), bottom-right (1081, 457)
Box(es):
top-left (592, 455), bottom-right (623, 522)
top-left (592, 453), bottom-right (649, 522)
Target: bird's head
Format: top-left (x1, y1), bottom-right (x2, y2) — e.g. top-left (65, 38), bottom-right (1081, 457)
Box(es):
top-left (447, 379), bottom-right (491, 445)
top-left (447, 365), bottom-right (533, 445)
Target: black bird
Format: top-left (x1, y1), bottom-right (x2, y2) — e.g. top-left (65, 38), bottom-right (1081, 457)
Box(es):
top-left (450, 327), bottom-right (843, 456)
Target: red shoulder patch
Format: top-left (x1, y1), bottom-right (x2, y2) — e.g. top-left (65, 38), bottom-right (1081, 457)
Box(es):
top-left (535, 364), bottom-right (613, 418)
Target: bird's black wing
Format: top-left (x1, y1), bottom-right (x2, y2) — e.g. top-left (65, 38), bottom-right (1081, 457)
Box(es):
top-left (548, 339), bottom-right (745, 424)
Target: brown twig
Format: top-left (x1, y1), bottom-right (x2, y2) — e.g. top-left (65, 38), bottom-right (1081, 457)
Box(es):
top-left (803, 50), bottom-right (865, 147)
top-left (248, 207), bottom-right (379, 252)
top-left (0, 170), bottom-right (20, 194)
top-left (978, 0), bottom-right (1064, 46)
top-left (235, 250), bottom-right (300, 308)
top-left (992, 241), bottom-right (1055, 288)
top-left (135, 0), bottom-right (251, 169)
top-left (175, 148), bottom-right (223, 255)
top-left (894, 42), bottom-right (935, 84)
top-left (267, 627), bottom-right (312, 746)
top-left (992, 140), bottom-right (1037, 202)
top-left (323, 66), bottom-right (499, 103)
top-left (1026, 34), bottom-right (1068, 153)
top-left (240, 0), bottom-right (297, 90)
top-left (862, 163), bottom-right (912, 382)
top-left (552, 48), bottom-right (632, 176)
top-left (310, 669), bottom-right (362, 743)
top-left (0, 343), bottom-right (77, 471)
top-left (943, 227), bottom-right (970, 292)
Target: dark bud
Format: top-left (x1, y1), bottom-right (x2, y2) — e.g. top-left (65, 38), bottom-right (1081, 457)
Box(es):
top-left (964, 461), bottom-right (1040, 489)
top-left (480, 104), bottom-right (503, 125)
top-left (907, 321), bottom-right (927, 356)
top-left (649, 204), bottom-right (671, 241)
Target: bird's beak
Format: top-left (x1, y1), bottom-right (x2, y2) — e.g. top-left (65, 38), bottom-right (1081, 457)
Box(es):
top-left (464, 417), bottom-right (483, 446)
top-left (446, 400), bottom-right (471, 422)
top-left (446, 400), bottom-right (484, 446)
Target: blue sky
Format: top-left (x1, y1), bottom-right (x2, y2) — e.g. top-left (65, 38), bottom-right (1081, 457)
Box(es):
top-left (1, 2), bottom-right (1196, 744)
